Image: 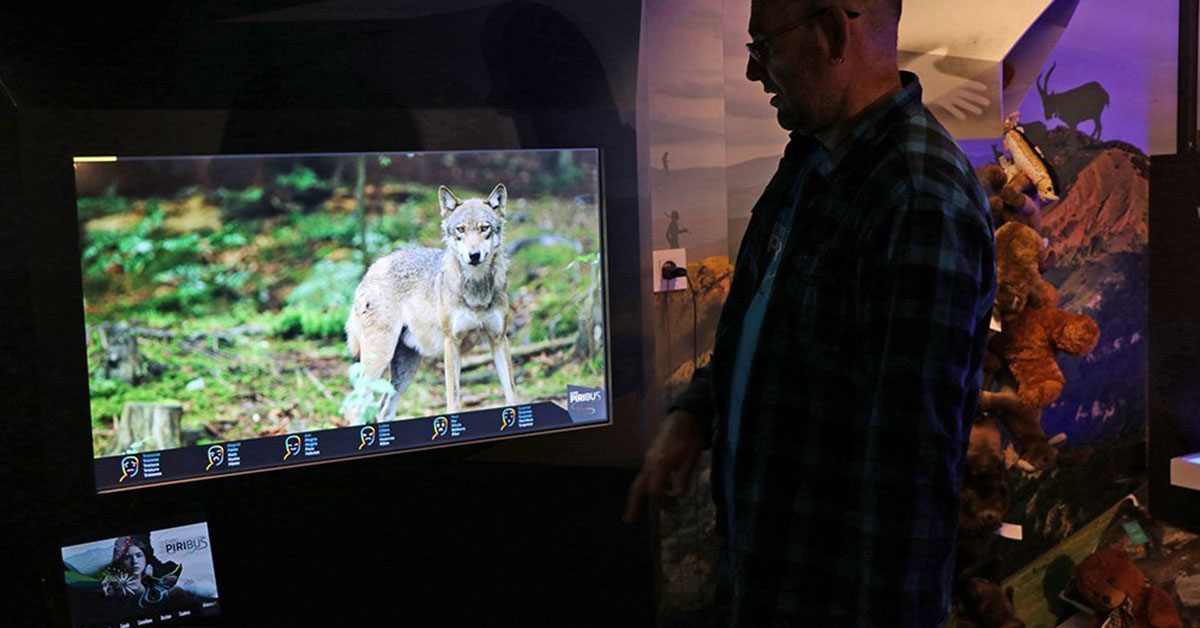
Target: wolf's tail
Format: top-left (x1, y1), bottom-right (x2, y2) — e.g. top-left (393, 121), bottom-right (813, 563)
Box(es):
top-left (345, 307), bottom-right (361, 360)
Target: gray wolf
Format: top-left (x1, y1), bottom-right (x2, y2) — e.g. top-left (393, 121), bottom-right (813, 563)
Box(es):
top-left (345, 183), bottom-right (518, 423)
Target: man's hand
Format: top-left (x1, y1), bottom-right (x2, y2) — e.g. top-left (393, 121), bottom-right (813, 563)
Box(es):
top-left (622, 410), bottom-right (704, 523)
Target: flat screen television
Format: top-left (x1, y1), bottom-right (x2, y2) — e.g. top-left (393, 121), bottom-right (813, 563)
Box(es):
top-left (60, 520), bottom-right (221, 627)
top-left (75, 148), bottom-right (609, 492)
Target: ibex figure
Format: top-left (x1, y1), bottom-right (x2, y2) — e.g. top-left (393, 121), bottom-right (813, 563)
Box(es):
top-left (1037, 63), bottom-right (1109, 141)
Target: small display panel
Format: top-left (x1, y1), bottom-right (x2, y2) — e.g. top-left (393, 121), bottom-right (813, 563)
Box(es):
top-left (75, 149), bottom-right (608, 492)
top-left (60, 522), bottom-right (220, 627)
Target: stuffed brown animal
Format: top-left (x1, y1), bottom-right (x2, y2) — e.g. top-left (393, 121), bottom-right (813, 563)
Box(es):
top-left (988, 278), bottom-right (1099, 411)
top-left (957, 413), bottom-right (1014, 589)
top-left (958, 577), bottom-right (1025, 628)
top-left (981, 281), bottom-right (1096, 471)
top-left (960, 413), bottom-right (1009, 537)
top-left (978, 164), bottom-right (1043, 233)
top-left (981, 223), bottom-right (1099, 472)
top-left (992, 223), bottom-right (1046, 324)
top-left (978, 166), bottom-right (1054, 273)
top-left (1074, 548), bottom-right (1183, 628)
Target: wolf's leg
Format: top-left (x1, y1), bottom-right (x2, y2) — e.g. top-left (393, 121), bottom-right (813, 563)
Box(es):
top-left (346, 295), bottom-right (401, 424)
top-left (443, 338), bottom-right (461, 413)
top-left (377, 336), bottom-right (421, 423)
top-left (491, 336), bottom-right (518, 404)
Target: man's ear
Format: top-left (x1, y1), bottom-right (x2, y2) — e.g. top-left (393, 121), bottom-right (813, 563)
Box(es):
top-left (817, 6), bottom-right (851, 64)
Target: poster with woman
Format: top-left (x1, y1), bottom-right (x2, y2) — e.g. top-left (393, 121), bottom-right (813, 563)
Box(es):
top-left (61, 522), bottom-right (220, 627)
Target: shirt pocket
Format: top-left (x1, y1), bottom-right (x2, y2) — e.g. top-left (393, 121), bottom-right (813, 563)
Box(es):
top-left (776, 244), bottom-right (853, 361)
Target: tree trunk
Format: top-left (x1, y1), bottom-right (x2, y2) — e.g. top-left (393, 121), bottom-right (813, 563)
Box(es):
top-left (99, 323), bottom-right (143, 384)
top-left (355, 154), bottom-right (368, 269)
top-left (575, 261), bottom-right (603, 360)
top-left (111, 402), bottom-right (183, 455)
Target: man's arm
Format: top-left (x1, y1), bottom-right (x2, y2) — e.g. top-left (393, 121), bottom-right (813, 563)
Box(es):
top-left (622, 366), bottom-right (716, 523)
top-left (855, 191), bottom-right (994, 592)
top-left (666, 365), bottom-right (715, 448)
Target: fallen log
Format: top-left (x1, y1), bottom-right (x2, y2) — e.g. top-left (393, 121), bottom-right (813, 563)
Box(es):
top-left (127, 325), bottom-right (268, 343)
top-left (459, 337), bottom-right (576, 371)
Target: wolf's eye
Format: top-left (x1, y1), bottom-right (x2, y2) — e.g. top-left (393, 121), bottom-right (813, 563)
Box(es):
top-left (456, 225), bottom-right (465, 235)
top-left (480, 225), bottom-right (490, 235)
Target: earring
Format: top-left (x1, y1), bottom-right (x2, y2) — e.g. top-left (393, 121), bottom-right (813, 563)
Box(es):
top-left (831, 56), bottom-right (845, 65)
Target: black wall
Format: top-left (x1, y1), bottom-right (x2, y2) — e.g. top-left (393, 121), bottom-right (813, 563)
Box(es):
top-left (1149, 154), bottom-right (1200, 530)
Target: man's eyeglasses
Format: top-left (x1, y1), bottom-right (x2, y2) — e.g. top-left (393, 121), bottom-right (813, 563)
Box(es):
top-left (745, 7), bottom-right (861, 65)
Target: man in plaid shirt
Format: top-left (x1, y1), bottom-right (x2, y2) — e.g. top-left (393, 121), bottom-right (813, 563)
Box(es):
top-left (625, 0), bottom-right (996, 625)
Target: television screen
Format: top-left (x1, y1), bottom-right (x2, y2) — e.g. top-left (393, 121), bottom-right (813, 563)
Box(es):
top-left (75, 149), bottom-right (609, 492)
top-left (60, 521), bottom-right (220, 627)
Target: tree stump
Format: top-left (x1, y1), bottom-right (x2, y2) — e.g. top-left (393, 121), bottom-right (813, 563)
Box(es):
top-left (99, 323), bottom-right (143, 384)
top-left (111, 402), bottom-right (183, 455)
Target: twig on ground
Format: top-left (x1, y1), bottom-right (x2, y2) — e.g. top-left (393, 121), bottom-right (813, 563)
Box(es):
top-left (302, 367), bottom-right (335, 402)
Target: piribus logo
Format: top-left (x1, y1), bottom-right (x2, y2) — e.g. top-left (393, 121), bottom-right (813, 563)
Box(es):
top-left (566, 385), bottom-right (605, 423)
top-left (569, 390), bottom-right (602, 404)
top-left (164, 536), bottom-right (210, 554)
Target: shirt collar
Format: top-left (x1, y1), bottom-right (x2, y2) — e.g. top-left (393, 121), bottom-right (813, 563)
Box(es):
top-left (783, 71), bottom-right (924, 181)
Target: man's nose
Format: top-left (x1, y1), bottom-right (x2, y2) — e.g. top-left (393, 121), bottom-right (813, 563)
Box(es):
top-left (746, 54), bottom-right (765, 82)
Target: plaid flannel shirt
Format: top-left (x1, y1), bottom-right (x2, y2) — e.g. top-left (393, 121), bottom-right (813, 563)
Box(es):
top-left (672, 72), bottom-right (995, 626)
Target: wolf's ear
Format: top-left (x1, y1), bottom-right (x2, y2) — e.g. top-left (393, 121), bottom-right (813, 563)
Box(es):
top-left (488, 183), bottom-right (507, 216)
top-left (438, 186), bottom-right (461, 218)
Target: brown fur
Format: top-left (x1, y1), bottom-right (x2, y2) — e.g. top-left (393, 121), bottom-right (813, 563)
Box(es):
top-left (981, 222), bottom-right (1098, 471)
top-left (1074, 548), bottom-right (1183, 628)
top-left (978, 165), bottom-right (1043, 233)
top-left (958, 578), bottom-right (1025, 628)
top-left (989, 279), bottom-right (1098, 410)
top-left (992, 223), bottom-right (1044, 323)
top-left (960, 414), bottom-right (1009, 537)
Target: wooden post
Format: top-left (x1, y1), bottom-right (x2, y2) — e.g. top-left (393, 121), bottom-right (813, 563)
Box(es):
top-left (111, 402), bottom-right (183, 455)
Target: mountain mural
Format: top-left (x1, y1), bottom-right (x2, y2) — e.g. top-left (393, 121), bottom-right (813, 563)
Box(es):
top-left (1037, 126), bottom-right (1148, 445)
top-left (1026, 122), bottom-right (1149, 268)
top-left (650, 166), bottom-right (730, 260)
top-left (979, 124), bottom-right (1149, 588)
